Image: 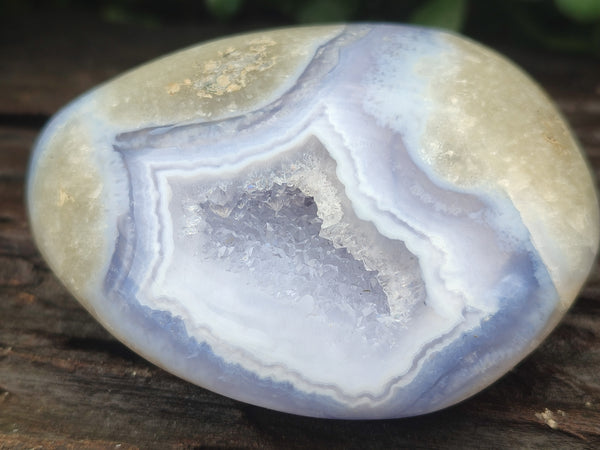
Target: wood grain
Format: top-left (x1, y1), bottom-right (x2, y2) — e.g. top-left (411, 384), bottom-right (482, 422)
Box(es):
top-left (1, 11), bottom-right (599, 449)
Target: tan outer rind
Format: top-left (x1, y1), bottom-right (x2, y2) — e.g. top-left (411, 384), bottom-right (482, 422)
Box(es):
top-left (418, 33), bottom-right (600, 309)
top-left (28, 115), bottom-right (112, 313)
top-left (97, 25), bottom-right (345, 129)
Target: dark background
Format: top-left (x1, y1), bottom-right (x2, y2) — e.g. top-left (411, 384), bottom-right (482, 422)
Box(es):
top-left (3, 0), bottom-right (600, 54)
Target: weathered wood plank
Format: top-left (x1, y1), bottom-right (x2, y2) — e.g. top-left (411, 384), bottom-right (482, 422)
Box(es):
top-left (1, 11), bottom-right (599, 449)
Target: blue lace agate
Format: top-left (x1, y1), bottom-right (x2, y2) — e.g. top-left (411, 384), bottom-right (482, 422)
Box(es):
top-left (27, 25), bottom-right (599, 418)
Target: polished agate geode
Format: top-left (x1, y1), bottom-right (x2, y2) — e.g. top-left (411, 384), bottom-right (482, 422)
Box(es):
top-left (27, 24), bottom-right (599, 419)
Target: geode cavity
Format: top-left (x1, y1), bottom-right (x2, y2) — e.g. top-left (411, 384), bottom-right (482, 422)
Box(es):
top-left (27, 24), bottom-right (599, 419)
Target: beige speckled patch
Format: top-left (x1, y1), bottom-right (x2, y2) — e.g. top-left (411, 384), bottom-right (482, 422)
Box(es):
top-left (166, 37), bottom-right (278, 98)
top-left (419, 34), bottom-right (600, 306)
top-left (98, 26), bottom-right (344, 129)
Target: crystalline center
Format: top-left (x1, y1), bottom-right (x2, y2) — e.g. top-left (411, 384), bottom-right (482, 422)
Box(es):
top-left (196, 183), bottom-right (395, 322)
top-left (108, 135), bottom-right (443, 398)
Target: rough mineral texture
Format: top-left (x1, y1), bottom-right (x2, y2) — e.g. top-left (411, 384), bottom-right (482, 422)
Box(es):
top-left (27, 24), bottom-right (599, 419)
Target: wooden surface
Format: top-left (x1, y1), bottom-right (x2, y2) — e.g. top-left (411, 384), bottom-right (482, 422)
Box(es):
top-left (1, 11), bottom-right (600, 449)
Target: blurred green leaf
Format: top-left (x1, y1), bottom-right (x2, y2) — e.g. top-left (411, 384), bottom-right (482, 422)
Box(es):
top-left (294, 0), bottom-right (358, 23)
top-left (101, 3), bottom-right (159, 27)
top-left (410, 0), bottom-right (467, 31)
top-left (205, 0), bottom-right (244, 20)
top-left (510, 1), bottom-right (599, 54)
top-left (555, 0), bottom-right (600, 23)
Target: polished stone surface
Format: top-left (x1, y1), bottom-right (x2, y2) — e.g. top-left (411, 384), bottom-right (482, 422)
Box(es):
top-left (27, 24), bottom-right (599, 419)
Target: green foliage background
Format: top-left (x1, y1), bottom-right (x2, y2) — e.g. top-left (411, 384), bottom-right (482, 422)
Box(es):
top-left (3, 0), bottom-right (600, 55)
